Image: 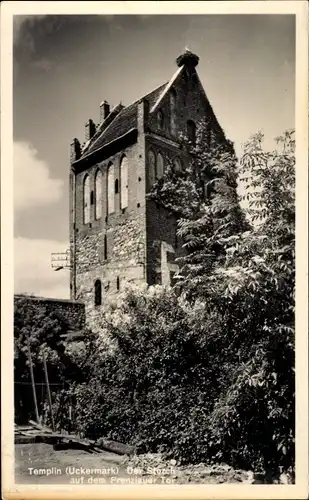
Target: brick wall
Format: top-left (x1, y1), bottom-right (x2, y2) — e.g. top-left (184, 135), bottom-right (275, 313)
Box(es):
top-left (74, 211), bottom-right (146, 331)
top-left (69, 58), bottom-right (228, 329)
top-left (71, 112), bottom-right (147, 331)
top-left (145, 199), bottom-right (184, 285)
top-left (147, 66), bottom-right (225, 146)
top-left (143, 64), bottom-right (225, 287)
top-left (14, 295), bottom-right (85, 331)
top-left (144, 136), bottom-right (186, 286)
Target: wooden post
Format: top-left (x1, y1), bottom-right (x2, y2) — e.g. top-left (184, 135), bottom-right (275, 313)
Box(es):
top-left (26, 337), bottom-right (40, 423)
top-left (42, 350), bottom-right (55, 432)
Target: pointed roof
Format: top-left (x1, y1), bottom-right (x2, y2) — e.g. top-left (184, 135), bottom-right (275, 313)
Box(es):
top-left (79, 83), bottom-right (167, 159)
top-left (77, 49), bottom-right (205, 162)
top-left (150, 65), bottom-right (184, 113)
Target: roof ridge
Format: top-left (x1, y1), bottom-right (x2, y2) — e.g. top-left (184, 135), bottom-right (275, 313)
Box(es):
top-left (76, 127), bottom-right (137, 164)
top-left (85, 103), bottom-right (124, 154)
top-left (123, 81), bottom-right (168, 110)
top-left (150, 65), bottom-right (184, 113)
top-left (80, 81), bottom-right (168, 159)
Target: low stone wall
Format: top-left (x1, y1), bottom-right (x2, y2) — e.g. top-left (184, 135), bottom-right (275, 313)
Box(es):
top-left (14, 295), bottom-right (86, 331)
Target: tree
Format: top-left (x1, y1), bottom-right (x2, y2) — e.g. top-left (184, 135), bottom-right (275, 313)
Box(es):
top-left (149, 118), bottom-right (248, 301)
top-left (30, 125), bottom-right (295, 480)
top-left (14, 295), bottom-right (94, 423)
top-left (57, 284), bottom-right (228, 460)
top-left (207, 130), bottom-right (295, 477)
top-left (174, 128), bottom-right (295, 476)
top-left (148, 123), bottom-right (295, 476)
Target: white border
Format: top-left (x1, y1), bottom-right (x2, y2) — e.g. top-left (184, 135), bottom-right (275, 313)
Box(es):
top-left (1, 2), bottom-right (308, 499)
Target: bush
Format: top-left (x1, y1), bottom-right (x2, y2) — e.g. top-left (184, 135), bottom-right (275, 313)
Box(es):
top-left (14, 295), bottom-right (95, 424)
top-left (48, 128), bottom-right (294, 478)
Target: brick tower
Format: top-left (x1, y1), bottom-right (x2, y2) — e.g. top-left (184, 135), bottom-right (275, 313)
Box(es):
top-left (69, 50), bottom-right (227, 327)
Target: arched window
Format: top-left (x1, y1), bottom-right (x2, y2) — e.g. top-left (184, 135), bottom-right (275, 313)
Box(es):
top-left (83, 174), bottom-right (90, 224)
top-left (147, 149), bottom-right (156, 190)
top-left (107, 163), bottom-right (115, 214)
top-left (173, 157), bottom-right (182, 172)
top-left (157, 110), bottom-right (164, 131)
top-left (120, 156), bottom-right (128, 209)
top-left (187, 120), bottom-right (196, 145)
top-left (157, 152), bottom-right (164, 179)
top-left (95, 170), bottom-right (103, 220)
top-left (94, 279), bottom-right (102, 306)
top-left (170, 89), bottom-right (177, 135)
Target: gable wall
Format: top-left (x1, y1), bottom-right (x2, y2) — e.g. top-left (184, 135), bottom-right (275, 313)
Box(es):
top-left (144, 66), bottom-right (218, 287)
top-left (147, 67), bottom-right (223, 144)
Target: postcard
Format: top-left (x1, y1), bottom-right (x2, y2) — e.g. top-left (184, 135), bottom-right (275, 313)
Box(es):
top-left (1, 1), bottom-right (308, 499)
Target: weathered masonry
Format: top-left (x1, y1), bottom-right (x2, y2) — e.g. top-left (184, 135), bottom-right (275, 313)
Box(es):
top-left (69, 49), bottom-right (227, 325)
top-left (14, 295), bottom-right (86, 339)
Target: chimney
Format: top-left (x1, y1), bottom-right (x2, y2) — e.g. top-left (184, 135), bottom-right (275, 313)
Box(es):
top-left (85, 119), bottom-right (96, 141)
top-left (100, 100), bottom-right (110, 122)
top-left (70, 138), bottom-right (81, 163)
top-left (137, 99), bottom-right (149, 134)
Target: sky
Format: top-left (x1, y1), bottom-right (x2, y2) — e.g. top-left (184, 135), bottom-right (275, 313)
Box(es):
top-left (13, 14), bottom-right (295, 299)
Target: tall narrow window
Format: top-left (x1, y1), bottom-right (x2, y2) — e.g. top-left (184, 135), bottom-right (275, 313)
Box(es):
top-left (157, 152), bottom-right (164, 179)
top-left (187, 120), bottom-right (196, 145)
top-left (157, 110), bottom-right (164, 131)
top-left (148, 149), bottom-right (156, 190)
top-left (94, 279), bottom-right (102, 306)
top-left (173, 157), bottom-right (182, 172)
top-left (115, 179), bottom-right (119, 194)
top-left (170, 89), bottom-right (176, 135)
top-left (120, 156), bottom-right (128, 209)
top-left (116, 276), bottom-right (120, 291)
top-left (95, 170), bottom-right (102, 220)
top-left (83, 174), bottom-right (90, 224)
top-left (107, 163), bottom-right (115, 214)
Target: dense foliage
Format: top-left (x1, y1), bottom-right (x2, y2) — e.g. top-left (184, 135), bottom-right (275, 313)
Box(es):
top-left (207, 130), bottom-right (295, 476)
top-left (14, 296), bottom-right (94, 423)
top-left (15, 124), bottom-right (295, 480)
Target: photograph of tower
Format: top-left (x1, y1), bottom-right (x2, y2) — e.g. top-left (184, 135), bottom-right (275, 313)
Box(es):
top-left (4, 5), bottom-right (307, 497)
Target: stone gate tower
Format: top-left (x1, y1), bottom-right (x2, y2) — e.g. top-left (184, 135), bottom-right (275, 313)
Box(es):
top-left (69, 50), bottom-right (227, 327)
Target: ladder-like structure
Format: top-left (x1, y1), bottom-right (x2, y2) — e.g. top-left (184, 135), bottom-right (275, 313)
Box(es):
top-left (51, 249), bottom-right (71, 272)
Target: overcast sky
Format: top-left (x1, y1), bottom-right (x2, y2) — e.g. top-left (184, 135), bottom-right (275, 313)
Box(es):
top-left (13, 14), bottom-right (295, 299)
